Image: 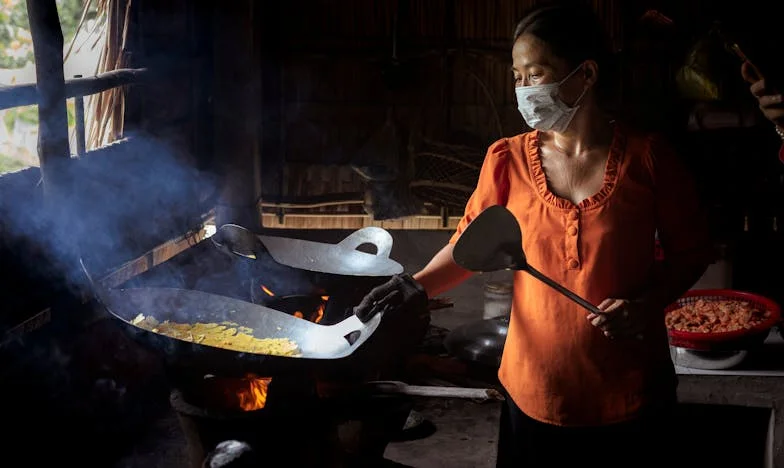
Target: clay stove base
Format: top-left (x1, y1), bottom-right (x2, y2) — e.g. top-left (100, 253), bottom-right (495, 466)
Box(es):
top-left (170, 389), bottom-right (413, 468)
top-left (170, 389), bottom-right (333, 467)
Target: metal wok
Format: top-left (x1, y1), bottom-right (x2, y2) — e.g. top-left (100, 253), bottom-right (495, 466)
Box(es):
top-left (80, 259), bottom-right (383, 378)
top-left (209, 225), bottom-right (404, 307)
top-left (212, 224), bottom-right (403, 277)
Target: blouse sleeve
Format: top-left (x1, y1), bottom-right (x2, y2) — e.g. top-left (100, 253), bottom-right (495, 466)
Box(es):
top-left (449, 139), bottom-right (511, 244)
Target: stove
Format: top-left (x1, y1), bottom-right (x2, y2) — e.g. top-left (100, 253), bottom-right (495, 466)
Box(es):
top-left (106, 235), bottom-right (420, 467)
top-left (168, 372), bottom-right (412, 467)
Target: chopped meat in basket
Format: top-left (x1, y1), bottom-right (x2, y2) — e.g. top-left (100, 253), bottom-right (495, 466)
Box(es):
top-left (664, 289), bottom-right (781, 351)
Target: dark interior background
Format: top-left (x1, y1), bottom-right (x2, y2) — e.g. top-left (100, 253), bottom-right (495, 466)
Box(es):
top-left (1, 0), bottom-right (784, 465)
top-left (0, 0), bottom-right (783, 343)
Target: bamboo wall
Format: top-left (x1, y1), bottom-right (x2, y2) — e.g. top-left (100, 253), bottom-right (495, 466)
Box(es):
top-left (128, 0), bottom-right (781, 229)
top-left (258, 0), bottom-right (667, 225)
top-left (269, 0), bottom-right (766, 159)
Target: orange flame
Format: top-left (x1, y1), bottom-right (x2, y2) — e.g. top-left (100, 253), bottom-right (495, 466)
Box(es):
top-left (314, 303), bottom-right (325, 324)
top-left (212, 288), bottom-right (335, 412)
top-left (236, 375), bottom-right (271, 411)
top-left (206, 374), bottom-right (271, 411)
top-left (312, 295), bottom-right (328, 323)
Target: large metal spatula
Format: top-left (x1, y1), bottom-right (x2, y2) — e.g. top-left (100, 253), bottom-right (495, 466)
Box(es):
top-left (452, 205), bottom-right (602, 315)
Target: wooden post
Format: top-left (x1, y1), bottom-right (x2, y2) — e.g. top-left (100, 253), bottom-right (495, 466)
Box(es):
top-left (74, 75), bottom-right (86, 156)
top-left (212, 0), bottom-right (262, 231)
top-left (26, 0), bottom-right (71, 196)
top-left (26, 0), bottom-right (81, 299)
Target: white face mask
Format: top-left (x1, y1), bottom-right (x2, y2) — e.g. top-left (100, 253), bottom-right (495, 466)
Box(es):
top-left (515, 65), bottom-right (588, 133)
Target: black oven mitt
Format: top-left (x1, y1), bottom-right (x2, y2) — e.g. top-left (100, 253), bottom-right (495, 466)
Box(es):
top-left (353, 273), bottom-right (429, 323)
top-left (346, 273), bottom-right (430, 374)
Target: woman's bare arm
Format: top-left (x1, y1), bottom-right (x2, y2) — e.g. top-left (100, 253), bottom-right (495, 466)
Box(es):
top-left (413, 243), bottom-right (474, 298)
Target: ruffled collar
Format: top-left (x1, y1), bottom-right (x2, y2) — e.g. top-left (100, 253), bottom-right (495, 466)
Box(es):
top-left (526, 125), bottom-right (625, 211)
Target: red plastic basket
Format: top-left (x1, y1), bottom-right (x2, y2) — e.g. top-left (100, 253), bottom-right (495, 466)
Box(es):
top-left (664, 289), bottom-right (781, 351)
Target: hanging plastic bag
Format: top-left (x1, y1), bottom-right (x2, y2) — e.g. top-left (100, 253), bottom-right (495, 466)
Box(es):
top-left (675, 24), bottom-right (730, 101)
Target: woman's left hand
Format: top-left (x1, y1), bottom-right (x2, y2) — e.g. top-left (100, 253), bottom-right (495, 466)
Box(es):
top-left (587, 298), bottom-right (650, 340)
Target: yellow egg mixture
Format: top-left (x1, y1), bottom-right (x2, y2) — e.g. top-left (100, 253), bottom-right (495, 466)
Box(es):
top-left (131, 314), bottom-right (301, 357)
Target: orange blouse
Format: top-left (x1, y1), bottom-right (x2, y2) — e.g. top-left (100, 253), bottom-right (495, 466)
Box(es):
top-left (449, 125), bottom-right (712, 426)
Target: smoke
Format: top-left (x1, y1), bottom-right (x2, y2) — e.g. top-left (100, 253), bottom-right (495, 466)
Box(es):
top-left (0, 133), bottom-right (204, 461)
top-left (0, 130), bottom-right (220, 410)
top-left (0, 130), bottom-right (221, 296)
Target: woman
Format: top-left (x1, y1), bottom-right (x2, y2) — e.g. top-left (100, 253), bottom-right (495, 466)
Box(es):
top-left (355, 4), bottom-right (712, 467)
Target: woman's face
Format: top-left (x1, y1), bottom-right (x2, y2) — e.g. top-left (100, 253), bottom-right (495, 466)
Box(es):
top-left (511, 33), bottom-right (591, 107)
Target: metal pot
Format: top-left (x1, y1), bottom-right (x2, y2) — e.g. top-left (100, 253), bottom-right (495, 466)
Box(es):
top-left (443, 316), bottom-right (509, 368)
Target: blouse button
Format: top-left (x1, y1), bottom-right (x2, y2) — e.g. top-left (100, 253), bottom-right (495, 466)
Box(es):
top-left (567, 226), bottom-right (578, 236)
top-left (569, 210), bottom-right (579, 221)
top-left (567, 259), bottom-right (579, 269)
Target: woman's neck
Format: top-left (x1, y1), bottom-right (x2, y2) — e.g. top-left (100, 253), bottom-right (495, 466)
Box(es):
top-left (548, 101), bottom-right (613, 156)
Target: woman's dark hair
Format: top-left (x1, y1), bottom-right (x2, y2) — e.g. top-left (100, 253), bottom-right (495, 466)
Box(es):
top-left (513, 2), bottom-right (617, 108)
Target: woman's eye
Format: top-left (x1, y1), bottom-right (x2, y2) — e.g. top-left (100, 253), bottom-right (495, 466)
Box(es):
top-left (514, 76), bottom-right (523, 85)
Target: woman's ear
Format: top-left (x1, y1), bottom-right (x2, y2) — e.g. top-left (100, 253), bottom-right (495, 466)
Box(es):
top-left (583, 60), bottom-right (599, 87)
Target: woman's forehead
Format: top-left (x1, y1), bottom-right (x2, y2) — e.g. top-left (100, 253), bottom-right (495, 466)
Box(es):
top-left (512, 34), bottom-right (565, 70)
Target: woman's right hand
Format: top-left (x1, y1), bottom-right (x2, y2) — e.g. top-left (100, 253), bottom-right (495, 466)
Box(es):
top-left (350, 274), bottom-right (431, 365)
top-left (353, 273), bottom-right (429, 322)
top-left (741, 61), bottom-right (784, 129)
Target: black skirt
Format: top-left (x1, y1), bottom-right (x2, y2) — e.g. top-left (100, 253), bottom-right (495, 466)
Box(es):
top-left (496, 391), bottom-right (676, 468)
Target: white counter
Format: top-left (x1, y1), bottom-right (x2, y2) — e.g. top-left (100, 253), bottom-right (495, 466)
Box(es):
top-left (674, 328), bottom-right (784, 376)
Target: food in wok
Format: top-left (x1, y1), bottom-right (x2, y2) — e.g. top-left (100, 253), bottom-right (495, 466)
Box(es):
top-left (665, 299), bottom-right (771, 333)
top-left (131, 314), bottom-right (301, 357)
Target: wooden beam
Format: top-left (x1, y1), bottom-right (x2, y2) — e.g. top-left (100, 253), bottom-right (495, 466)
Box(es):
top-left (99, 223), bottom-right (211, 289)
top-left (0, 307), bottom-right (52, 349)
top-left (0, 68), bottom-right (158, 111)
top-left (259, 192), bottom-right (365, 209)
top-left (0, 82), bottom-right (37, 110)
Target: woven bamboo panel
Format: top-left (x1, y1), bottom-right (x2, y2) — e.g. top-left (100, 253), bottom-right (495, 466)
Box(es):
top-left (282, 0), bottom-right (627, 47)
top-left (276, 0), bottom-right (641, 152)
top-left (261, 213), bottom-right (462, 231)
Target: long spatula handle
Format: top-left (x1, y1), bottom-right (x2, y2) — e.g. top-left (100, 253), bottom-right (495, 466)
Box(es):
top-left (525, 265), bottom-right (603, 315)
